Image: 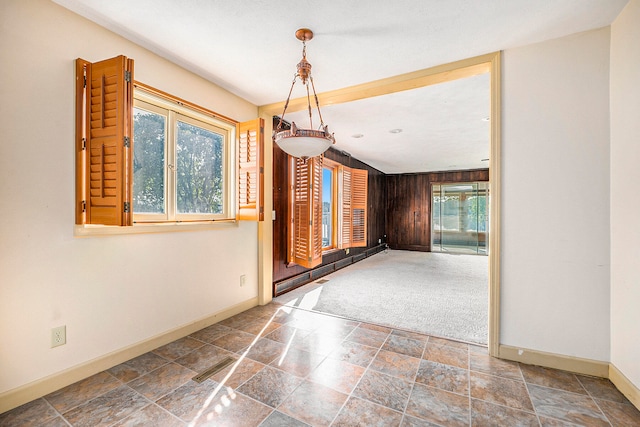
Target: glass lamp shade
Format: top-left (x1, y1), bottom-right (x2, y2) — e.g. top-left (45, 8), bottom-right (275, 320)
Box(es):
top-left (274, 125), bottom-right (334, 159)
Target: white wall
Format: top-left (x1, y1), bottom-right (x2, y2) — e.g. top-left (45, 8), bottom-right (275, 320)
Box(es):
top-left (501, 28), bottom-right (611, 361)
top-left (610, 0), bottom-right (640, 390)
top-left (0, 0), bottom-right (259, 394)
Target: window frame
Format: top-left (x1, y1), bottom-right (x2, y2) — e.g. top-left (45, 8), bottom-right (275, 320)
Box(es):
top-left (321, 158), bottom-right (340, 251)
top-left (132, 89), bottom-right (234, 223)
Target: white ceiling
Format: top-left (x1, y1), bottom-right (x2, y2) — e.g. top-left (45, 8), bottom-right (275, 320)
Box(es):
top-left (53, 0), bottom-right (627, 173)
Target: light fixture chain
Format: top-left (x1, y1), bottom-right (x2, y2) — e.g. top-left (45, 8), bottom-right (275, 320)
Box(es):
top-left (276, 74), bottom-right (298, 132)
top-left (309, 76), bottom-right (325, 127)
top-left (306, 81), bottom-right (313, 129)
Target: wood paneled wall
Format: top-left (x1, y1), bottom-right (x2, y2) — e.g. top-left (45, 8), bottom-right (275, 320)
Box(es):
top-left (272, 142), bottom-right (386, 286)
top-left (385, 169), bottom-right (489, 252)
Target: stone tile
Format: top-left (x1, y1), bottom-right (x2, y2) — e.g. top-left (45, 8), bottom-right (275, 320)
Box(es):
top-left (269, 347), bottom-right (324, 378)
top-left (422, 342), bottom-right (469, 370)
top-left (153, 337), bottom-right (205, 361)
top-left (359, 323), bottom-right (393, 334)
top-left (471, 398), bottom-right (539, 426)
top-left (192, 391), bottom-right (272, 426)
top-left (353, 369), bottom-right (412, 412)
top-left (283, 311), bottom-right (327, 331)
top-left (209, 357), bottom-right (265, 389)
top-left (415, 359), bottom-right (469, 395)
top-left (470, 352), bottom-right (522, 380)
top-left (427, 336), bottom-right (468, 350)
top-left (108, 352), bottom-right (169, 382)
top-left (44, 371), bottom-right (121, 413)
top-left (470, 371), bottom-right (534, 412)
top-left (400, 414), bottom-right (442, 426)
top-left (156, 380), bottom-right (224, 421)
top-left (528, 384), bottom-right (609, 426)
top-left (0, 398), bottom-right (60, 427)
top-left (345, 327), bottom-right (390, 348)
top-left (294, 331), bottom-right (344, 356)
top-left (520, 364), bottom-right (586, 394)
top-left (128, 362), bottom-right (196, 401)
top-left (236, 318), bottom-right (282, 337)
top-left (369, 349), bottom-right (421, 381)
top-left (174, 344), bottom-right (235, 373)
top-left (212, 330), bottom-right (257, 353)
top-left (264, 325), bottom-right (310, 346)
top-left (577, 375), bottom-right (630, 403)
top-left (405, 383), bottom-right (470, 427)
top-left (62, 385), bottom-right (148, 427)
top-left (597, 398), bottom-right (640, 426)
top-left (279, 380), bottom-right (348, 427)
top-left (218, 312), bottom-right (260, 329)
top-left (308, 358), bottom-right (365, 394)
top-left (382, 334), bottom-right (426, 359)
top-left (313, 318), bottom-right (358, 338)
top-left (391, 329), bottom-right (429, 344)
top-left (538, 416), bottom-right (582, 426)
top-left (469, 343), bottom-right (490, 354)
top-left (189, 324), bottom-right (232, 344)
top-left (332, 396), bottom-right (403, 427)
top-left (259, 410), bottom-right (309, 427)
top-left (237, 366), bottom-right (302, 408)
top-left (112, 404), bottom-right (186, 426)
top-left (243, 337), bottom-right (287, 365)
top-left (327, 340), bottom-right (379, 368)
top-left (244, 303), bottom-right (282, 318)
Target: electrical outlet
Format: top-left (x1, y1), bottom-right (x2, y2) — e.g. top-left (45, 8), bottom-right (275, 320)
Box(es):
top-left (240, 274), bottom-right (246, 287)
top-left (51, 325), bottom-right (66, 348)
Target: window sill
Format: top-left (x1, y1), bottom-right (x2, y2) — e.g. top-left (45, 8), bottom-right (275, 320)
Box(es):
top-left (74, 219), bottom-right (238, 237)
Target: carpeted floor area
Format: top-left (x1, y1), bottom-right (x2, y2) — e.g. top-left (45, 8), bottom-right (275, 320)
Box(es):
top-left (274, 249), bottom-right (488, 344)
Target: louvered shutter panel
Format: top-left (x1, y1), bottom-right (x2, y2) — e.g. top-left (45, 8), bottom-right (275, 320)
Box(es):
top-left (350, 168), bottom-right (368, 247)
top-left (76, 56), bottom-right (134, 226)
top-left (288, 156), bottom-right (323, 269)
top-left (237, 118), bottom-right (264, 221)
top-left (338, 166), bottom-right (352, 249)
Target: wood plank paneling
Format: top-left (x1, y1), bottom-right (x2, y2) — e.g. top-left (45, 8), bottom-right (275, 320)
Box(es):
top-left (272, 119), bottom-right (386, 287)
top-left (385, 169), bottom-right (489, 252)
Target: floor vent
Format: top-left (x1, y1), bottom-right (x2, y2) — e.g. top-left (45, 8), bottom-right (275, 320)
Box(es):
top-left (192, 356), bottom-right (236, 383)
top-left (316, 279), bottom-right (330, 284)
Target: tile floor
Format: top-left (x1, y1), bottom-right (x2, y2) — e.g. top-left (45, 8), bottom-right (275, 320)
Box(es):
top-left (2, 303), bottom-right (639, 426)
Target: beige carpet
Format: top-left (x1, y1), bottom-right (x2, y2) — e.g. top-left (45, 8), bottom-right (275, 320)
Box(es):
top-left (274, 249), bottom-right (488, 344)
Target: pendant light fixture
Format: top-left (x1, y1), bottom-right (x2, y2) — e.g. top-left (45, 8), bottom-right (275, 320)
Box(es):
top-left (274, 28), bottom-right (335, 160)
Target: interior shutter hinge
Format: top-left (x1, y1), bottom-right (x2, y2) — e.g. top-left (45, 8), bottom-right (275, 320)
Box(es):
top-left (82, 200), bottom-right (86, 213)
top-left (83, 75), bottom-right (86, 88)
top-left (82, 138), bottom-right (86, 150)
top-left (124, 202), bottom-right (130, 213)
top-left (123, 136), bottom-right (130, 148)
top-left (124, 70), bottom-right (131, 82)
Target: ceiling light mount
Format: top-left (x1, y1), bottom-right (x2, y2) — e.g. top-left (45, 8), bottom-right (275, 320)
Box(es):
top-left (274, 28), bottom-right (335, 161)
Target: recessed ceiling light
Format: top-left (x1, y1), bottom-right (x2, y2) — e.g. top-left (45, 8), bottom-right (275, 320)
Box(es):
top-left (389, 128), bottom-right (403, 134)
top-left (351, 133), bottom-right (364, 139)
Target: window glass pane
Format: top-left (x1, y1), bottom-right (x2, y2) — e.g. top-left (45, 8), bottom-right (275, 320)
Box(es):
top-left (322, 167), bottom-right (333, 248)
top-left (176, 120), bottom-right (224, 214)
top-left (133, 107), bottom-right (166, 213)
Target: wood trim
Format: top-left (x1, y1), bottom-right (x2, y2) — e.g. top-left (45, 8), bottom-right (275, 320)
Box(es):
top-left (259, 53), bottom-right (494, 116)
top-left (499, 344), bottom-right (609, 378)
top-left (0, 297), bottom-right (258, 414)
top-left (488, 51), bottom-right (502, 357)
top-left (133, 81), bottom-right (238, 126)
top-left (75, 59), bottom-right (89, 225)
top-left (609, 364), bottom-right (640, 410)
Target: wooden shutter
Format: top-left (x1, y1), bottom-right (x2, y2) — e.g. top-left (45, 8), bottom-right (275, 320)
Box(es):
top-left (76, 56), bottom-right (134, 226)
top-left (338, 166), bottom-right (351, 249)
top-left (350, 168), bottom-right (368, 247)
top-left (338, 166), bottom-right (368, 248)
top-left (288, 156), bottom-right (323, 269)
top-left (237, 118), bottom-right (264, 221)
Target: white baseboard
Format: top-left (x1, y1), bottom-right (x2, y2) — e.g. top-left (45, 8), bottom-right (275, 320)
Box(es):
top-left (609, 363), bottom-right (640, 410)
top-left (0, 297), bottom-right (258, 414)
top-left (498, 344), bottom-right (610, 378)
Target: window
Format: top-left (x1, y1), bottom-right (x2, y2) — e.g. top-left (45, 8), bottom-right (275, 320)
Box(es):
top-left (75, 55), bottom-right (263, 228)
top-left (288, 155), bottom-right (367, 268)
top-left (132, 92), bottom-right (231, 222)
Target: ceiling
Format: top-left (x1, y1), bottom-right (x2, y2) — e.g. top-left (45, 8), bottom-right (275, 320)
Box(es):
top-left (53, 0), bottom-right (627, 174)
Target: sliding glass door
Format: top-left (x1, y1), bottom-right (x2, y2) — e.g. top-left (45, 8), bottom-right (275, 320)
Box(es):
top-left (432, 182), bottom-right (489, 255)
